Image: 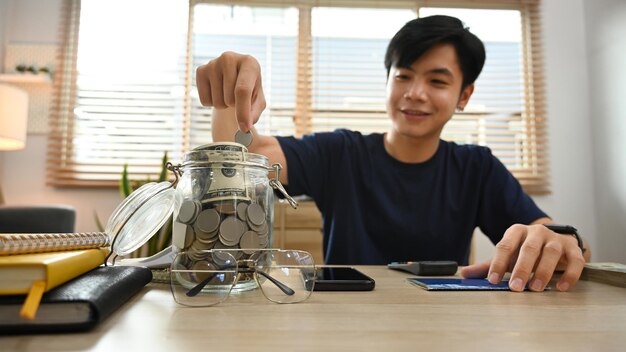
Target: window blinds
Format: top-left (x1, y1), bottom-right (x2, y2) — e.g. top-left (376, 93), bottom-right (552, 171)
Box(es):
top-left (48, 0), bottom-right (548, 194)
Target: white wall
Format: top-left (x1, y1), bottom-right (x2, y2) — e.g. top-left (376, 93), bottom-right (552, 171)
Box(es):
top-left (0, 0), bottom-right (621, 262)
top-left (473, 0), bottom-right (600, 262)
top-left (2, 0), bottom-right (58, 43)
top-left (534, 0), bottom-right (598, 250)
top-left (0, 0), bottom-right (122, 232)
top-left (583, 0), bottom-right (626, 262)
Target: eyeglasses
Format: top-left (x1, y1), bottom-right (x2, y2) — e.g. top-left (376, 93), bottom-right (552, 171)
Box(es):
top-left (170, 249), bottom-right (316, 306)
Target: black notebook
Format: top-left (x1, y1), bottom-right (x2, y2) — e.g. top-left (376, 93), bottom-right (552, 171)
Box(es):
top-left (0, 265), bottom-right (152, 334)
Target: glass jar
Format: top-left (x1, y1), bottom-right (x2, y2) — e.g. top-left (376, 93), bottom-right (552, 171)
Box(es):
top-left (106, 142), bottom-right (297, 290)
top-left (173, 142), bottom-right (282, 254)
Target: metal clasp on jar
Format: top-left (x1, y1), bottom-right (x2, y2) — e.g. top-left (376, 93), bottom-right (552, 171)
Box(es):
top-left (269, 163), bottom-right (298, 209)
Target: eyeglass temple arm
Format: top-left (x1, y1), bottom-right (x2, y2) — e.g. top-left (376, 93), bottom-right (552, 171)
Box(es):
top-left (186, 273), bottom-right (217, 297)
top-left (256, 271), bottom-right (295, 296)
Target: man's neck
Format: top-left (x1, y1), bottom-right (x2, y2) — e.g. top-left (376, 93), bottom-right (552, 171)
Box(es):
top-left (383, 131), bottom-right (440, 163)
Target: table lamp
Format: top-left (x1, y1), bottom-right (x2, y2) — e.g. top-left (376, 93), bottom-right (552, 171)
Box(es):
top-left (0, 84), bottom-right (29, 204)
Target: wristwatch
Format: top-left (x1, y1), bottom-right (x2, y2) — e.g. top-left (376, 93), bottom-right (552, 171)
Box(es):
top-left (543, 224), bottom-right (586, 254)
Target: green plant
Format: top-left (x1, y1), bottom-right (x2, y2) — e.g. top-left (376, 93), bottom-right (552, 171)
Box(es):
top-left (96, 152), bottom-right (172, 258)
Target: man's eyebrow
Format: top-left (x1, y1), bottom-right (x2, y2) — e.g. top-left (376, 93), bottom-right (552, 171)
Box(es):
top-left (397, 66), bottom-right (454, 76)
top-left (429, 67), bottom-right (453, 76)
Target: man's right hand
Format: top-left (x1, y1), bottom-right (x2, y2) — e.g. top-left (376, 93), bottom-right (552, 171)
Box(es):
top-left (196, 51), bottom-right (266, 132)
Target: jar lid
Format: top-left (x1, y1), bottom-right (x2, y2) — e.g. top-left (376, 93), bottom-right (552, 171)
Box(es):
top-left (106, 181), bottom-right (181, 257)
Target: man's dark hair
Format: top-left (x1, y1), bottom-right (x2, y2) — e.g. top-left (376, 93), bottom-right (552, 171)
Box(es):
top-left (384, 15), bottom-right (486, 89)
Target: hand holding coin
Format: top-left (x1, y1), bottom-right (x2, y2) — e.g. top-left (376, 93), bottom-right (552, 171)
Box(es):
top-left (235, 130), bottom-right (253, 147)
top-left (196, 52), bottom-right (266, 131)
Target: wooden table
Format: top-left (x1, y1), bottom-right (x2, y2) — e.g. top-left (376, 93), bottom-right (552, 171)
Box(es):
top-left (2, 266), bottom-right (625, 351)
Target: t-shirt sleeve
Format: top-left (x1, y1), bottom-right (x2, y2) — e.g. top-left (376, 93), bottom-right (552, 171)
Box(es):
top-left (477, 149), bottom-right (549, 244)
top-left (276, 131), bottom-right (350, 207)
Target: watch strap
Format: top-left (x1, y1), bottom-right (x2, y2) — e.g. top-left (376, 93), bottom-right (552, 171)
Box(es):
top-left (543, 224), bottom-right (586, 254)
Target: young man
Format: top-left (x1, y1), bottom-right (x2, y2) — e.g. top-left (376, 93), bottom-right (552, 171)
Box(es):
top-left (196, 15), bottom-right (590, 292)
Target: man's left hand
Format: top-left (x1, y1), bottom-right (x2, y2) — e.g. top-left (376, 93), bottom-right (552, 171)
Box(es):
top-left (461, 222), bottom-right (588, 292)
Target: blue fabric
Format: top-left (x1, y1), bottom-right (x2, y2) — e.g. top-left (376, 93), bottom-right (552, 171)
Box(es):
top-left (276, 129), bottom-right (548, 265)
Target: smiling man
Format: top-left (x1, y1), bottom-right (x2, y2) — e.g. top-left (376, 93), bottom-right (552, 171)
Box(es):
top-left (196, 15), bottom-right (590, 292)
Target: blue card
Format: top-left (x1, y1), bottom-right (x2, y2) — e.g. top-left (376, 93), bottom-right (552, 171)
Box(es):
top-left (407, 278), bottom-right (528, 291)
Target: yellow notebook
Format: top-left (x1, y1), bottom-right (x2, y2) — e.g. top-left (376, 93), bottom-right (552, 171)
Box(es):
top-left (0, 248), bottom-right (109, 294)
top-left (0, 248), bottom-right (109, 319)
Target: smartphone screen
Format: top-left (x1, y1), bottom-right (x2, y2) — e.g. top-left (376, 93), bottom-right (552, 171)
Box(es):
top-left (304, 267), bottom-right (375, 291)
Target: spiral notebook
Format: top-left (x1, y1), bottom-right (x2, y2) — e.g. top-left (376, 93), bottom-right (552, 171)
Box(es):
top-left (0, 232), bottom-right (110, 255)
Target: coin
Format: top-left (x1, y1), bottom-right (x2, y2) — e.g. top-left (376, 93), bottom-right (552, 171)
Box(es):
top-left (191, 238), bottom-right (215, 250)
top-left (219, 216), bottom-right (246, 245)
top-left (240, 231), bottom-right (261, 254)
top-left (258, 233), bottom-right (269, 248)
top-left (188, 245), bottom-right (209, 260)
top-left (235, 130), bottom-right (253, 147)
top-left (196, 208), bottom-right (221, 234)
top-left (246, 203), bottom-right (266, 226)
top-left (236, 202), bottom-right (248, 221)
top-left (212, 250), bottom-right (234, 266)
top-left (184, 225), bottom-right (195, 249)
top-left (256, 222), bottom-right (269, 236)
top-left (195, 228), bottom-right (219, 245)
top-left (192, 260), bottom-right (216, 281)
top-left (178, 200), bottom-right (201, 224)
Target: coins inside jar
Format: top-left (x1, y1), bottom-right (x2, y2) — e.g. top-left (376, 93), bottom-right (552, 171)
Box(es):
top-left (176, 198), bottom-right (269, 255)
top-left (175, 142), bottom-right (282, 289)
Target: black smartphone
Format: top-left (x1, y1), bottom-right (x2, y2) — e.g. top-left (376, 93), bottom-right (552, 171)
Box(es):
top-left (304, 267), bottom-right (375, 291)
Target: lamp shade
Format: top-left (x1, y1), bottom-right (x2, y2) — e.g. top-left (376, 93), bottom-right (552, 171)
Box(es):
top-left (0, 84), bottom-right (29, 150)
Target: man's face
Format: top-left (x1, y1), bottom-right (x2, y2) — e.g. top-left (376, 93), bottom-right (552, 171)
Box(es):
top-left (385, 43), bottom-right (473, 141)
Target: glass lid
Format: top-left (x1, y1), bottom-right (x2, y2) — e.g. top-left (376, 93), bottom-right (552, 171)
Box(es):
top-left (106, 181), bottom-right (181, 257)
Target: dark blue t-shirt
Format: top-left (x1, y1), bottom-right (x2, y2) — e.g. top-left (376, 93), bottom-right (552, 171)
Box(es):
top-left (276, 129), bottom-right (547, 265)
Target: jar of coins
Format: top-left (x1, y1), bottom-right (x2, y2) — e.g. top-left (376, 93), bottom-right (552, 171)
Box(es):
top-left (105, 141), bottom-right (298, 291)
top-left (171, 142), bottom-right (297, 290)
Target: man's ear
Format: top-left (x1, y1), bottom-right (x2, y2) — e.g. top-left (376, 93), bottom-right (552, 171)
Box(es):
top-left (457, 83), bottom-right (475, 110)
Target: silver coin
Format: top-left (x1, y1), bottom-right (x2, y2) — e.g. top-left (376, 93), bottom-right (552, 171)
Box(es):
top-left (218, 234), bottom-right (238, 247)
top-left (184, 225), bottom-right (195, 249)
top-left (256, 222), bottom-right (269, 236)
top-left (188, 244), bottom-right (210, 260)
top-left (196, 230), bottom-right (219, 245)
top-left (193, 221), bottom-right (209, 239)
top-left (246, 203), bottom-right (266, 226)
top-left (247, 220), bottom-right (264, 233)
top-left (211, 250), bottom-right (235, 267)
top-left (234, 130), bottom-right (253, 147)
top-left (218, 227), bottom-right (240, 246)
top-left (178, 200), bottom-right (201, 224)
top-left (258, 233), bottom-right (269, 248)
top-left (236, 202), bottom-right (249, 221)
top-left (240, 231), bottom-right (261, 254)
top-left (213, 242), bottom-right (241, 255)
top-left (191, 259), bottom-right (211, 271)
top-left (192, 239), bottom-right (215, 250)
top-left (219, 216), bottom-right (246, 244)
top-left (196, 208), bottom-right (221, 234)
top-left (192, 260), bottom-right (219, 282)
